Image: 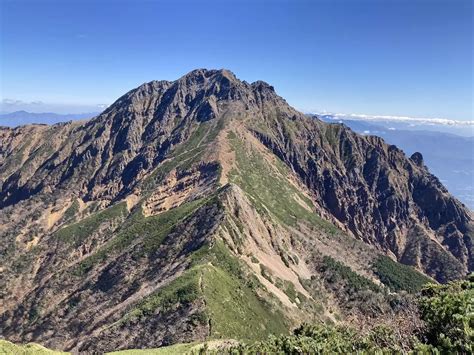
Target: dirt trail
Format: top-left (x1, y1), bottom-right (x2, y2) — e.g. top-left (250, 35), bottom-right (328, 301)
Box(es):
top-left (216, 127), bottom-right (235, 186)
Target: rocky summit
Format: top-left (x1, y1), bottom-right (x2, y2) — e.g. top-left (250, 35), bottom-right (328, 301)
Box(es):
top-left (0, 69), bottom-right (472, 352)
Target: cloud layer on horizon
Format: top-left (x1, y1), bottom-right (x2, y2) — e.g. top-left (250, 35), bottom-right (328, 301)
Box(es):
top-left (0, 98), bottom-right (108, 114)
top-left (315, 112), bottom-right (474, 126)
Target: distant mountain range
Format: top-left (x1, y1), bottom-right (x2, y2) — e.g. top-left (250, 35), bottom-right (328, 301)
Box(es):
top-left (318, 115), bottom-right (474, 210)
top-left (0, 110), bottom-right (99, 126)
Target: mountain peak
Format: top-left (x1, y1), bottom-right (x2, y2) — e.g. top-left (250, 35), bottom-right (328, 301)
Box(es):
top-left (251, 80), bottom-right (275, 92)
top-left (182, 68), bottom-right (237, 81)
top-left (100, 68), bottom-right (287, 128)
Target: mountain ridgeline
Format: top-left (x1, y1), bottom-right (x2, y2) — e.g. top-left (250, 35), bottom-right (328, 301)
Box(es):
top-left (0, 69), bottom-right (472, 352)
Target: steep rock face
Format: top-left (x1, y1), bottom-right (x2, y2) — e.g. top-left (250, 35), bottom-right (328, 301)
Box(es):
top-left (0, 69), bottom-right (472, 352)
top-left (248, 113), bottom-right (472, 280)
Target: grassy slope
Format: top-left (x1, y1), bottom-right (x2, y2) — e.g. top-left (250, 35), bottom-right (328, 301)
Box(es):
top-left (118, 239), bottom-right (288, 343)
top-left (55, 202), bottom-right (127, 246)
top-left (0, 340), bottom-right (67, 355)
top-left (198, 241), bottom-right (289, 341)
top-left (106, 342), bottom-right (200, 355)
top-left (227, 130), bottom-right (337, 233)
top-left (202, 262), bottom-right (287, 341)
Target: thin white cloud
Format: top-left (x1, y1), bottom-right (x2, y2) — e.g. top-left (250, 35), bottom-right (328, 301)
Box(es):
top-left (2, 98), bottom-right (27, 105)
top-left (317, 112), bottom-right (474, 126)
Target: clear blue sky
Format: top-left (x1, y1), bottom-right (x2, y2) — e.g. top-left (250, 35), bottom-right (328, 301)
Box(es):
top-left (1, 0), bottom-right (472, 119)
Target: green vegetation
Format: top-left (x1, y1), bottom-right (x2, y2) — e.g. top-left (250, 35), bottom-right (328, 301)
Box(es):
top-left (74, 197), bottom-right (208, 275)
top-left (322, 124), bottom-right (358, 169)
top-left (228, 323), bottom-right (410, 353)
top-left (227, 131), bottom-right (337, 233)
top-left (55, 202), bottom-right (127, 246)
top-left (259, 263), bottom-right (273, 283)
top-left (223, 218), bottom-right (245, 250)
top-left (194, 240), bottom-right (289, 341)
top-left (106, 342), bottom-right (202, 354)
top-left (11, 245), bottom-right (40, 274)
top-left (324, 124), bottom-right (342, 149)
top-left (191, 239), bottom-right (243, 278)
top-left (122, 268), bottom-right (201, 324)
top-left (197, 240), bottom-right (288, 339)
top-left (274, 278), bottom-right (306, 305)
top-left (373, 255), bottom-right (432, 293)
top-left (259, 264), bottom-right (307, 306)
top-left (319, 255), bottom-right (380, 294)
top-left (418, 274), bottom-right (473, 353)
top-left (0, 340), bottom-right (67, 355)
top-left (170, 120), bottom-right (222, 161)
top-left (228, 274), bottom-right (474, 353)
top-left (202, 263), bottom-right (287, 341)
top-left (62, 199), bottom-right (80, 222)
top-left (139, 198), bottom-right (208, 255)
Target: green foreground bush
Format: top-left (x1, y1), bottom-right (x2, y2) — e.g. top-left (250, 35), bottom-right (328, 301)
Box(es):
top-left (227, 274), bottom-right (473, 354)
top-left (418, 273), bottom-right (473, 353)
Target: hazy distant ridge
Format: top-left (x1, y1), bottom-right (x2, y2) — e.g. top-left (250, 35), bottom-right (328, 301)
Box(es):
top-left (0, 110), bottom-right (98, 127)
